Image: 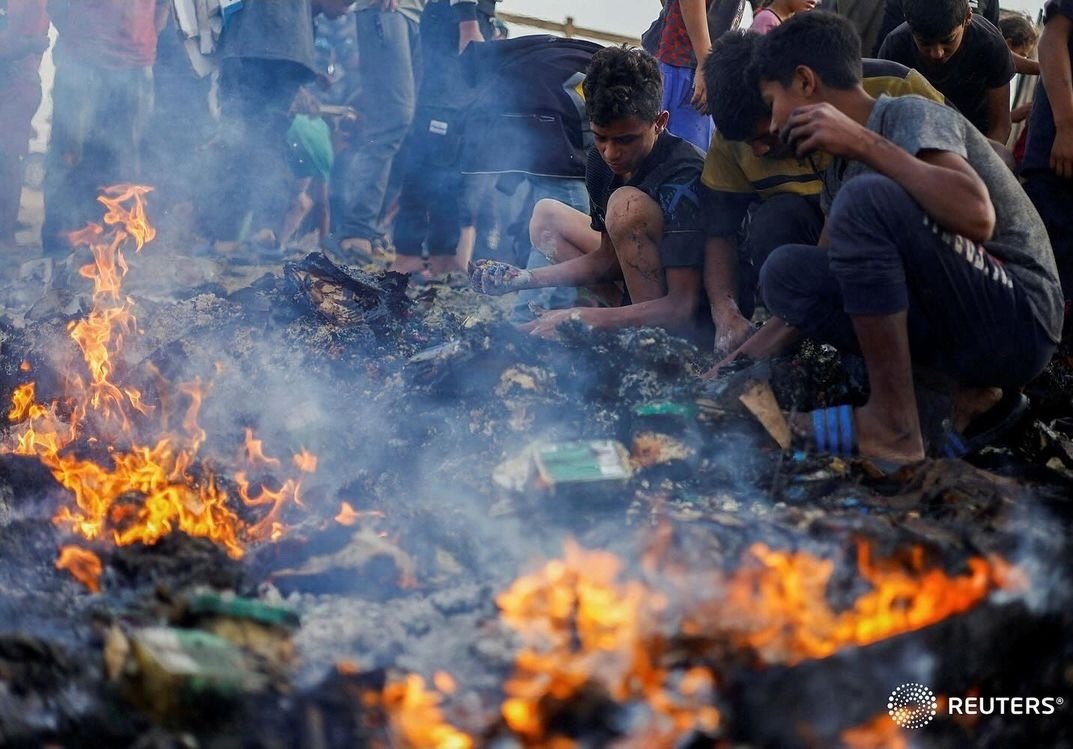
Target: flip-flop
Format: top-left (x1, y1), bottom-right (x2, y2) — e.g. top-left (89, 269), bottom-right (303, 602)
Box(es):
top-left (807, 404), bottom-right (857, 456)
top-left (942, 392), bottom-right (1029, 458)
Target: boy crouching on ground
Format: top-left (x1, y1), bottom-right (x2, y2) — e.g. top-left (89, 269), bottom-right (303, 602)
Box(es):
top-left (468, 45), bottom-right (707, 340)
top-left (722, 12), bottom-right (1063, 464)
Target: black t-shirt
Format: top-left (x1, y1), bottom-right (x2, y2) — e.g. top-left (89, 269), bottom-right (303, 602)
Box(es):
top-left (878, 15), bottom-right (1014, 134)
top-left (586, 131), bottom-right (706, 268)
top-left (872, 0), bottom-right (999, 55)
top-left (1024, 0), bottom-right (1073, 174)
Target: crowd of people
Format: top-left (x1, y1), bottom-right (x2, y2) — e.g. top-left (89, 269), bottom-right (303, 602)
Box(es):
top-left (1, 0), bottom-right (1071, 466)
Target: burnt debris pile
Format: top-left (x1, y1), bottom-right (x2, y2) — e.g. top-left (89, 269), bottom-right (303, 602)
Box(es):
top-left (1, 224), bottom-right (1072, 748)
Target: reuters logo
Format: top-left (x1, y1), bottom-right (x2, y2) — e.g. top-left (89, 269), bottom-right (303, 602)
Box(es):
top-left (888, 683), bottom-right (938, 729)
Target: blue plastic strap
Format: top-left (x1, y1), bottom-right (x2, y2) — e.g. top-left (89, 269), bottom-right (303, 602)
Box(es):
top-left (838, 405), bottom-right (854, 455)
top-left (827, 407), bottom-right (839, 453)
top-left (813, 409), bottom-right (827, 453)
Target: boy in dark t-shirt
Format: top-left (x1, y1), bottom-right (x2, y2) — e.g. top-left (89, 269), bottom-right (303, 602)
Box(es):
top-left (1022, 0), bottom-right (1073, 304)
top-left (878, 0), bottom-right (1013, 143)
top-left (468, 46), bottom-right (706, 339)
top-left (720, 12), bottom-right (1062, 464)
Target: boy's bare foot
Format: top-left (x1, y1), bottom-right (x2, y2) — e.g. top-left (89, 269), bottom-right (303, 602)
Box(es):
top-left (426, 256), bottom-right (464, 276)
top-left (951, 386), bottom-right (1003, 433)
top-left (713, 309), bottom-right (756, 359)
top-left (791, 403), bottom-right (925, 463)
top-left (389, 254), bottom-right (427, 274)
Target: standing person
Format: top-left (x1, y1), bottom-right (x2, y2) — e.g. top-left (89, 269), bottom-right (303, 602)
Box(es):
top-left (201, 0), bottom-right (352, 254)
top-left (457, 34), bottom-right (601, 318)
top-left (1000, 13), bottom-right (1041, 166)
top-left (41, 0), bottom-right (169, 258)
top-left (468, 46), bottom-right (708, 341)
top-left (388, 0), bottom-right (498, 275)
top-left (878, 0), bottom-right (1014, 144)
top-left (655, 0), bottom-right (716, 149)
top-left (0, 0), bottom-right (48, 253)
top-left (1023, 0), bottom-right (1073, 305)
top-left (722, 12), bottom-right (1062, 462)
top-left (333, 0), bottom-right (424, 263)
top-left (750, 0), bottom-right (818, 34)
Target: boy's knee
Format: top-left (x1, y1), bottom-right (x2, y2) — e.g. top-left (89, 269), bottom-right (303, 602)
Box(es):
top-left (605, 186), bottom-right (660, 235)
top-left (529, 198), bottom-right (568, 258)
top-left (759, 244), bottom-right (811, 321)
top-left (828, 173), bottom-right (912, 228)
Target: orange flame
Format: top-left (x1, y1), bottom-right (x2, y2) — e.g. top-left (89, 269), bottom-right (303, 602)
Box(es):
top-left (56, 545), bottom-right (103, 593)
top-left (381, 673), bottom-right (474, 749)
top-left (840, 714), bottom-right (909, 749)
top-left (712, 542), bottom-right (1005, 665)
top-left (2, 186), bottom-right (316, 559)
top-left (334, 501), bottom-right (384, 526)
top-left (494, 538), bottom-right (1011, 745)
top-left (293, 448), bottom-right (318, 473)
top-left (242, 428), bottom-right (281, 469)
top-left (497, 539), bottom-right (720, 747)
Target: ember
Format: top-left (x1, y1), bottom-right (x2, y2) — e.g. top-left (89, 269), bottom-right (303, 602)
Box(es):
top-left (55, 544), bottom-right (102, 593)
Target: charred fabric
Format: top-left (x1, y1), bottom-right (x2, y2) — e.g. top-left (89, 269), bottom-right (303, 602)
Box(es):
top-left (0, 192), bottom-right (1071, 748)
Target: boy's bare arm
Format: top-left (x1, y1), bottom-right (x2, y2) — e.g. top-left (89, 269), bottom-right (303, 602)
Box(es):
top-left (1013, 51), bottom-right (1041, 76)
top-left (782, 103), bottom-right (995, 242)
top-left (1039, 12), bottom-right (1073, 177)
top-left (528, 232), bottom-right (623, 289)
top-left (985, 83), bottom-right (1012, 146)
top-left (680, 0), bottom-right (714, 112)
top-left (522, 266), bottom-right (702, 337)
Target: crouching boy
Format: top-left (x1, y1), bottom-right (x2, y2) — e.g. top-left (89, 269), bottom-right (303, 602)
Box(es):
top-left (469, 45), bottom-right (706, 339)
top-left (725, 12), bottom-right (1063, 463)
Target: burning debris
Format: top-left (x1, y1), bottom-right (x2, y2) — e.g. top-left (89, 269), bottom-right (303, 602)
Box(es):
top-left (0, 188), bottom-right (1071, 748)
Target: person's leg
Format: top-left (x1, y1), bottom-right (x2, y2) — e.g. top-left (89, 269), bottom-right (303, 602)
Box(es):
top-left (529, 197), bottom-right (602, 264)
top-left (511, 178), bottom-right (590, 321)
top-left (1023, 170), bottom-right (1073, 303)
top-left (389, 126), bottom-right (433, 273)
top-left (759, 243), bottom-right (859, 350)
top-left (245, 62), bottom-right (308, 242)
top-left (604, 186), bottom-right (665, 303)
top-left (279, 177), bottom-right (314, 249)
top-left (0, 67), bottom-right (42, 246)
top-left (658, 62), bottom-right (714, 151)
top-left (741, 193), bottom-right (824, 280)
top-left (820, 173), bottom-right (1052, 459)
top-left (339, 10), bottom-right (418, 251)
top-left (42, 60), bottom-right (101, 256)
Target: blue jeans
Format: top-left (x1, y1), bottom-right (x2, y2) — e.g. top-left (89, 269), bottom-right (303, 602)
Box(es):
top-left (659, 62), bottom-right (713, 151)
top-left (338, 9), bottom-right (419, 241)
top-left (511, 176), bottom-right (590, 323)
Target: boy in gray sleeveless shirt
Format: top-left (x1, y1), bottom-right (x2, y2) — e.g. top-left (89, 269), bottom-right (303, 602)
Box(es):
top-left (717, 12), bottom-right (1062, 464)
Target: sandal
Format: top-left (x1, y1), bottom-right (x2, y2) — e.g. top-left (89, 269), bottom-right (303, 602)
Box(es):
top-left (942, 392), bottom-right (1029, 458)
top-left (807, 404), bottom-right (857, 456)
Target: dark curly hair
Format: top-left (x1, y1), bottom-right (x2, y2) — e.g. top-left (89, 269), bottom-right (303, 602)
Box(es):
top-left (904, 0), bottom-right (970, 41)
top-left (755, 11), bottom-right (862, 90)
top-left (704, 30), bottom-right (768, 143)
top-left (583, 45), bottom-right (663, 127)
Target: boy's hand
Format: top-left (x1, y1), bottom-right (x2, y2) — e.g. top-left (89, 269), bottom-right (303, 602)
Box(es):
top-left (1052, 124), bottom-right (1073, 178)
top-left (519, 308), bottom-right (589, 339)
top-left (780, 103), bottom-right (870, 161)
top-left (468, 260), bottom-right (532, 295)
top-left (691, 74), bottom-right (710, 114)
